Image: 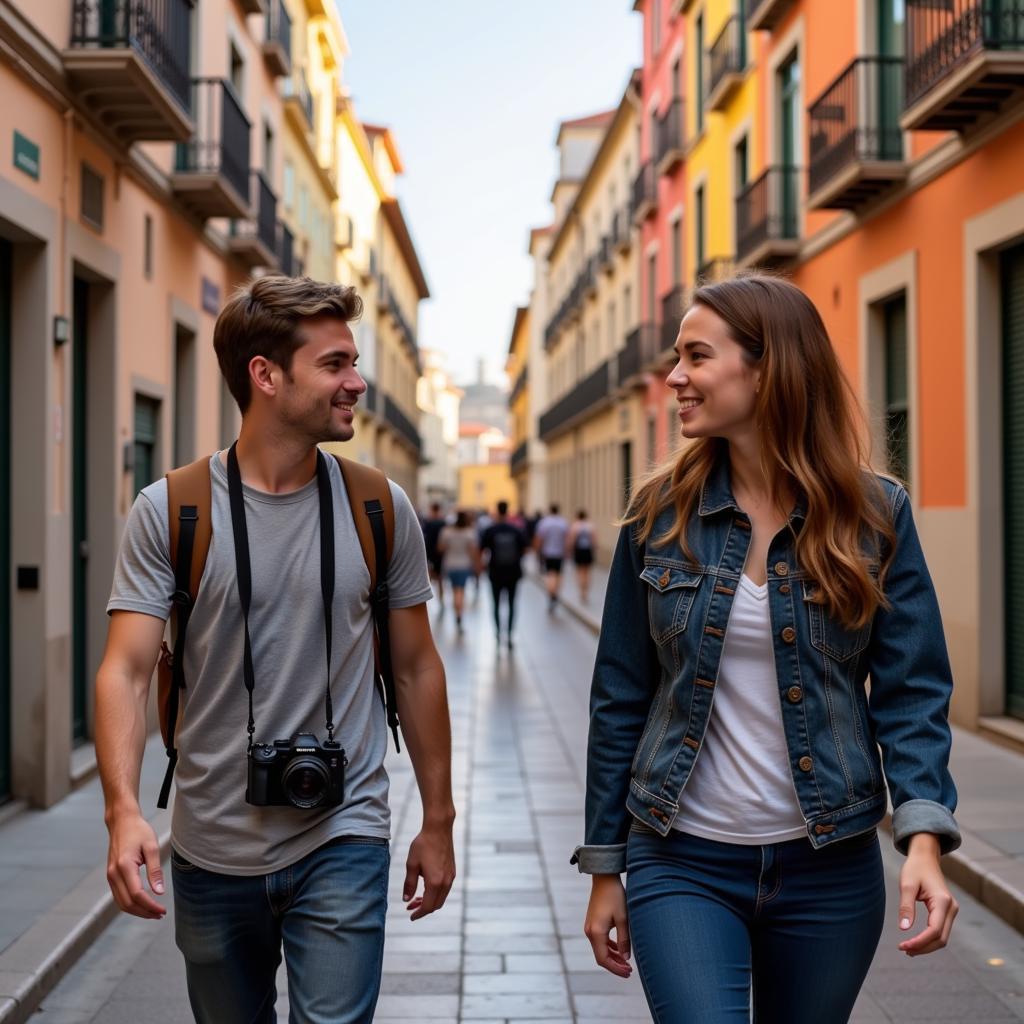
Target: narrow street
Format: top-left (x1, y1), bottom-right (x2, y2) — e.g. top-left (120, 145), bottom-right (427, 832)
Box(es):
top-left (34, 579), bottom-right (1024, 1023)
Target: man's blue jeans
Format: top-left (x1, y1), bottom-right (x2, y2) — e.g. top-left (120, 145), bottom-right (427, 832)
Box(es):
top-left (171, 837), bottom-right (389, 1024)
top-left (626, 826), bottom-right (885, 1023)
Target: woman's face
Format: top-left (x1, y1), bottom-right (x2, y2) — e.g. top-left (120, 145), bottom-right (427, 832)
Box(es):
top-left (664, 303), bottom-right (761, 441)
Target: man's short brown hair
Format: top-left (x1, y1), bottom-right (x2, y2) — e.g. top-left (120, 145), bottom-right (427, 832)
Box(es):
top-left (213, 275), bottom-right (363, 413)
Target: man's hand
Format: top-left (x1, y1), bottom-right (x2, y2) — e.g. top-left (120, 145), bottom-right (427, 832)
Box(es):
top-left (403, 822), bottom-right (456, 921)
top-left (106, 812), bottom-right (166, 920)
top-left (897, 832), bottom-right (959, 956)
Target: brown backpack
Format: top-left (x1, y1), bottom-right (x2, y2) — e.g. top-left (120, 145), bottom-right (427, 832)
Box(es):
top-left (155, 453), bottom-right (398, 808)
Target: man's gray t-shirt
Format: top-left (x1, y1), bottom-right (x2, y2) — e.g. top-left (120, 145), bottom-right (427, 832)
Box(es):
top-left (107, 453), bottom-right (433, 876)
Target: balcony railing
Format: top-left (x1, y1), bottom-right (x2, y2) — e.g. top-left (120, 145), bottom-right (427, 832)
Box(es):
top-left (278, 220), bottom-right (295, 276)
top-left (707, 17), bottom-right (746, 111)
top-left (599, 235), bottom-right (613, 272)
top-left (904, 0), bottom-right (1024, 132)
top-left (389, 294), bottom-right (418, 356)
top-left (735, 166), bottom-right (801, 268)
top-left (744, 0), bottom-right (797, 33)
top-left (655, 97), bottom-right (686, 175)
top-left (631, 161), bottom-right (657, 223)
top-left (661, 285), bottom-right (688, 353)
top-left (510, 366), bottom-right (528, 404)
top-left (171, 78), bottom-right (251, 219)
top-left (539, 360), bottom-right (612, 441)
top-left (615, 205), bottom-right (633, 252)
top-left (65, 0), bottom-right (193, 142)
top-left (283, 67), bottom-right (314, 132)
top-left (808, 57), bottom-right (907, 210)
top-left (383, 395), bottom-right (422, 455)
top-left (263, 0), bottom-right (291, 77)
top-left (510, 440), bottom-right (528, 477)
top-left (584, 255), bottom-right (599, 297)
top-left (617, 324), bottom-right (659, 384)
top-left (228, 171), bottom-right (279, 269)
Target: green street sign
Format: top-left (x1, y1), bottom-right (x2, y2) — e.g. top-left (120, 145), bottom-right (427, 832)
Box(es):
top-left (13, 132), bottom-right (39, 181)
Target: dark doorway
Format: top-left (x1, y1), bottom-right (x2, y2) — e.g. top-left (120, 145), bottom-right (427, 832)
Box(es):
top-left (0, 240), bottom-right (11, 798)
top-left (71, 278), bottom-right (89, 743)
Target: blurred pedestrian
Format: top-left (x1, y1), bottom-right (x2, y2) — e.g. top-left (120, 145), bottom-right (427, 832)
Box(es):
top-left (421, 501), bottom-right (447, 612)
top-left (568, 509), bottom-right (596, 603)
top-left (534, 503), bottom-right (570, 611)
top-left (576, 275), bottom-right (960, 1022)
top-left (481, 500), bottom-right (527, 648)
top-left (438, 510), bottom-right (480, 635)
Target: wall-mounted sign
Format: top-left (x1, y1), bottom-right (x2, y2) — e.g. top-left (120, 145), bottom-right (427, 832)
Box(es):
top-left (201, 276), bottom-right (221, 316)
top-left (13, 131), bottom-right (39, 181)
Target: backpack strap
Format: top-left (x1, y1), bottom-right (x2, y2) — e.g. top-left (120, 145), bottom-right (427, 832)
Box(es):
top-left (157, 456), bottom-right (213, 809)
top-left (334, 456), bottom-right (401, 752)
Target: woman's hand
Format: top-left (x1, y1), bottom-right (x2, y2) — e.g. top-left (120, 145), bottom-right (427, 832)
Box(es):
top-left (584, 874), bottom-right (632, 978)
top-left (897, 832), bottom-right (959, 956)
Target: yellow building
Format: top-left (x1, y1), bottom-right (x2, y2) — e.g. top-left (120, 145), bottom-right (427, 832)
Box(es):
top-left (458, 464), bottom-right (517, 513)
top-left (540, 77), bottom-right (642, 560)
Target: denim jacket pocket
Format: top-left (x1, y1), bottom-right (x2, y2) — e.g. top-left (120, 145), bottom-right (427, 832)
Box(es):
top-left (640, 565), bottom-right (702, 644)
top-left (802, 580), bottom-right (871, 662)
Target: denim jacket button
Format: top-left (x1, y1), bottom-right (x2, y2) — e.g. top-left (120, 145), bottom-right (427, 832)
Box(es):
top-left (787, 686), bottom-right (803, 703)
top-left (774, 562), bottom-right (789, 577)
top-left (799, 756), bottom-right (813, 772)
top-left (781, 626), bottom-right (796, 643)
top-left (659, 570), bottom-right (671, 587)
top-left (779, 583), bottom-right (791, 594)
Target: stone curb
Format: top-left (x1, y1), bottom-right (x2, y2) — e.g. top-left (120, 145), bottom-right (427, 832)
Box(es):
top-left (0, 813), bottom-right (172, 1024)
top-left (533, 573), bottom-right (1024, 937)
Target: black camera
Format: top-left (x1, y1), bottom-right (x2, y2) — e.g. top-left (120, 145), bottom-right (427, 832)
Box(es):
top-left (246, 733), bottom-right (346, 809)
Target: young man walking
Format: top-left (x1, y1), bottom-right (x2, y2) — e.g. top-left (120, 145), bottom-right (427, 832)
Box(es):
top-left (480, 500), bottom-right (527, 648)
top-left (95, 276), bottom-right (456, 1024)
top-left (534, 503), bottom-right (570, 611)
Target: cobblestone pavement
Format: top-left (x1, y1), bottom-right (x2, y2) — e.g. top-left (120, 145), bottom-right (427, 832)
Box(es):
top-left (34, 578), bottom-right (1024, 1022)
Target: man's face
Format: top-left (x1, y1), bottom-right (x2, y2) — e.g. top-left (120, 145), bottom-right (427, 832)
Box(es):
top-left (275, 317), bottom-right (366, 443)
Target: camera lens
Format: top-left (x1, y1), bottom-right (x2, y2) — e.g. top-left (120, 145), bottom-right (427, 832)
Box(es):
top-left (281, 757), bottom-right (330, 809)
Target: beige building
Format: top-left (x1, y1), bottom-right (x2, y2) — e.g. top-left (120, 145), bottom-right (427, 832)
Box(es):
top-left (417, 348), bottom-right (462, 509)
top-left (0, 0), bottom-right (294, 806)
top-left (540, 77), bottom-right (642, 560)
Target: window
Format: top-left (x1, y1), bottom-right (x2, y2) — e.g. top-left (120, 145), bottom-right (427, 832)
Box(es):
top-left (735, 135), bottom-right (749, 196)
top-left (695, 14), bottom-right (705, 133)
top-left (672, 57), bottom-right (681, 100)
top-left (173, 325), bottom-right (196, 466)
top-left (144, 214), bottom-right (153, 279)
top-left (647, 253), bottom-right (657, 323)
top-left (284, 160), bottom-right (295, 208)
top-left (671, 218), bottom-right (683, 285)
top-left (229, 41), bottom-right (244, 96)
top-left (80, 163), bottom-right (104, 231)
top-left (882, 293), bottom-right (909, 482)
top-left (133, 395), bottom-right (160, 496)
top-left (695, 185), bottom-right (706, 271)
top-left (263, 121), bottom-right (274, 178)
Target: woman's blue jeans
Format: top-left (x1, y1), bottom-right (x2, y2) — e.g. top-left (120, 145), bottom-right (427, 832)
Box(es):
top-left (171, 836), bottom-right (389, 1024)
top-left (626, 825), bottom-right (885, 1023)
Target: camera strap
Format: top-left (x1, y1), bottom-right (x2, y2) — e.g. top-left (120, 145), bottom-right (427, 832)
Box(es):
top-left (226, 443), bottom-right (336, 751)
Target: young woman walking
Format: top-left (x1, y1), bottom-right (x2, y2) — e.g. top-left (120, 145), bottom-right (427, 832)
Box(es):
top-left (573, 276), bottom-right (960, 1023)
top-left (438, 510), bottom-right (479, 635)
top-left (568, 510), bottom-right (596, 603)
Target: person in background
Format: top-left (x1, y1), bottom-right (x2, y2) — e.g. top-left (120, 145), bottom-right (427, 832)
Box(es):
top-left (534, 504), bottom-right (570, 612)
top-left (438, 510), bottom-right (480, 635)
top-left (568, 509), bottom-right (596, 604)
top-left (481, 500), bottom-right (527, 649)
top-left (421, 501), bottom-right (447, 613)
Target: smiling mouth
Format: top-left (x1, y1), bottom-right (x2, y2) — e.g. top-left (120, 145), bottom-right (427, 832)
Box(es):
top-left (678, 398), bottom-right (703, 410)
top-left (333, 400), bottom-right (356, 413)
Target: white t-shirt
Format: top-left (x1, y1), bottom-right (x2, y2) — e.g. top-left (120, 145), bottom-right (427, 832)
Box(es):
top-left (673, 573), bottom-right (807, 844)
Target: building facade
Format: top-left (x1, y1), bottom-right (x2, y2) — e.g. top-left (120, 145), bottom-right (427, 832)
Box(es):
top-left (417, 347), bottom-right (462, 509)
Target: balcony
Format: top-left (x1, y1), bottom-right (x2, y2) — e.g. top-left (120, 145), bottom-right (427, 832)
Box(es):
top-left (228, 172), bottom-right (278, 269)
top-left (661, 285), bottom-right (688, 353)
top-left (584, 256), bottom-right (599, 299)
top-left (707, 17), bottom-right (747, 112)
top-left (600, 235), bottom-right (613, 273)
top-left (383, 395), bottom-right (422, 456)
top-left (617, 324), bottom-right (659, 385)
top-left (263, 0), bottom-right (291, 78)
top-left (744, 0), bottom-right (797, 33)
top-left (539, 359), bottom-right (612, 441)
top-left (510, 440), bottom-right (528, 478)
top-left (696, 257), bottom-right (735, 283)
top-left (171, 79), bottom-right (251, 219)
top-left (903, 0), bottom-right (1024, 132)
top-left (655, 98), bottom-right (686, 176)
top-left (632, 161), bottom-right (657, 223)
top-left (64, 0), bottom-right (193, 143)
top-left (278, 220), bottom-right (295, 276)
top-left (283, 68), bottom-right (314, 134)
top-left (808, 57), bottom-right (907, 211)
top-left (735, 166), bottom-right (801, 268)
top-left (614, 206), bottom-right (633, 253)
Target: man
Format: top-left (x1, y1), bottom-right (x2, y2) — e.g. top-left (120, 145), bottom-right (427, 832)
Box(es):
top-left (480, 500), bottom-right (527, 649)
top-left (95, 276), bottom-right (456, 1024)
top-left (534, 503), bottom-right (570, 611)
top-left (421, 501), bottom-right (447, 612)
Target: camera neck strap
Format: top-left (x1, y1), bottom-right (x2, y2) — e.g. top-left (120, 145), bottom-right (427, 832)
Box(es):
top-left (226, 442), bottom-right (336, 751)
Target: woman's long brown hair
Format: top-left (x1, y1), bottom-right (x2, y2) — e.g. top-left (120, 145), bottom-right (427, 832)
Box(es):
top-left (624, 274), bottom-right (896, 630)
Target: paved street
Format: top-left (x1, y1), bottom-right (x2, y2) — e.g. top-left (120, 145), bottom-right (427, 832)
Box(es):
top-left (32, 576), bottom-right (1024, 1023)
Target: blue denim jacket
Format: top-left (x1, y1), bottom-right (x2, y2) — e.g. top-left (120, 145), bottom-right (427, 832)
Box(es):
top-left (572, 461), bottom-right (960, 874)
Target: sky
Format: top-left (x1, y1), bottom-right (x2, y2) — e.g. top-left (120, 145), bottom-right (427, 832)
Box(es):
top-left (338, 0), bottom-right (641, 388)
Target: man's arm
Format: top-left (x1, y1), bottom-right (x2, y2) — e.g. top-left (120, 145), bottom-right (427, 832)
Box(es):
top-left (389, 603), bottom-right (456, 921)
top-left (95, 610), bottom-right (168, 919)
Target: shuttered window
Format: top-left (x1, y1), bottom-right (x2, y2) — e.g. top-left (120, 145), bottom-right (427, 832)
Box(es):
top-left (133, 395), bottom-right (160, 496)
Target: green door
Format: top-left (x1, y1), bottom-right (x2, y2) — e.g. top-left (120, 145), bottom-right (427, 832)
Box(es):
top-left (779, 55), bottom-right (800, 237)
top-left (0, 240), bottom-right (11, 799)
top-left (877, 0), bottom-right (905, 161)
top-left (1003, 242), bottom-right (1024, 720)
top-left (72, 279), bottom-right (88, 743)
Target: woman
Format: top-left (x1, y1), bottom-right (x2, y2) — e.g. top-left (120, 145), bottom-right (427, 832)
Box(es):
top-left (568, 509), bottom-right (596, 603)
top-left (437, 510), bottom-right (479, 635)
top-left (573, 276), bottom-right (959, 1023)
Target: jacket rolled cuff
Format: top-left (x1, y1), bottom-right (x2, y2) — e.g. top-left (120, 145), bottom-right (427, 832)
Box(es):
top-left (891, 799), bottom-right (961, 856)
top-left (570, 843), bottom-right (627, 875)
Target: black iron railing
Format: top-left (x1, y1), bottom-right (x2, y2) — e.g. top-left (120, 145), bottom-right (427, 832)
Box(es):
top-left (232, 171), bottom-right (277, 256)
top-left (708, 16), bottom-right (746, 102)
top-left (631, 160), bottom-right (657, 219)
top-left (539, 360), bottom-right (611, 440)
top-left (656, 97), bottom-right (685, 167)
top-left (510, 440), bottom-right (528, 476)
top-left (383, 395), bottom-right (421, 454)
top-left (735, 166), bottom-right (800, 263)
top-left (661, 285), bottom-right (687, 352)
top-left (70, 0), bottom-right (192, 115)
top-left (389, 294), bottom-right (417, 352)
top-left (808, 57), bottom-right (905, 196)
top-left (174, 78), bottom-right (251, 202)
top-left (266, 0), bottom-right (292, 69)
top-left (284, 67), bottom-right (314, 128)
top-left (278, 220), bottom-right (294, 275)
top-left (906, 0), bottom-right (1024, 111)
top-left (617, 324), bottom-right (659, 382)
